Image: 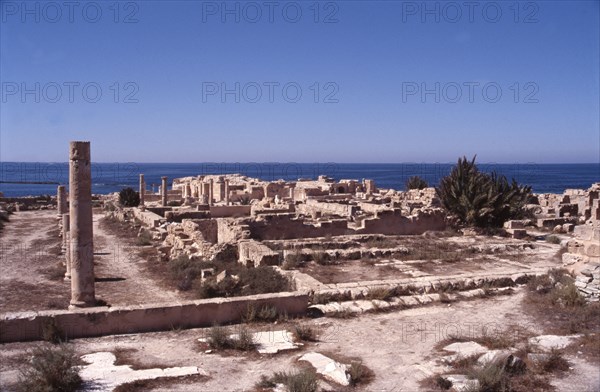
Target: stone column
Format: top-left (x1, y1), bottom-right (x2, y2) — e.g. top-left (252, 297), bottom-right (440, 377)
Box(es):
top-left (161, 176), bottom-right (168, 206)
top-left (209, 179), bottom-right (214, 206)
top-left (62, 213), bottom-right (71, 280)
top-left (139, 174), bottom-right (145, 206)
top-left (185, 183), bottom-right (192, 199)
top-left (69, 141), bottom-right (96, 308)
top-left (57, 185), bottom-right (67, 218)
top-left (224, 179), bottom-right (230, 205)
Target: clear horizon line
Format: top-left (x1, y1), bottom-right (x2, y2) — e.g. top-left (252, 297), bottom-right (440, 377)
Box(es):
top-left (1, 161), bottom-right (599, 165)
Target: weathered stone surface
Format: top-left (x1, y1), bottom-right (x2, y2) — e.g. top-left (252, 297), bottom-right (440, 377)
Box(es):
top-left (443, 341), bottom-right (488, 358)
top-left (528, 335), bottom-right (581, 351)
top-left (79, 351), bottom-right (202, 391)
top-left (298, 352), bottom-right (350, 386)
top-left (442, 374), bottom-right (479, 392)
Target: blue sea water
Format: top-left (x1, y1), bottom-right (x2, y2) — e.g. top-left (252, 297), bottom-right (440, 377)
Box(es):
top-left (0, 162), bottom-right (598, 197)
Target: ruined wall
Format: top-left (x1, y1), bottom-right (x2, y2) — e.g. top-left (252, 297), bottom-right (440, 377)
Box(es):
top-left (355, 208), bottom-right (446, 235)
top-left (296, 199), bottom-right (358, 217)
top-left (248, 214), bottom-right (348, 240)
top-left (0, 292), bottom-right (309, 343)
top-left (238, 240), bottom-right (280, 267)
top-left (210, 205), bottom-right (252, 218)
top-left (182, 219), bottom-right (218, 244)
top-left (165, 210), bottom-right (210, 222)
top-left (217, 218), bottom-right (250, 244)
top-left (132, 208), bottom-right (165, 228)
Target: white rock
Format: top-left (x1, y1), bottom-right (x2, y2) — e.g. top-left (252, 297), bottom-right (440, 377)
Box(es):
top-left (443, 374), bottom-right (479, 392)
top-left (79, 352), bottom-right (203, 391)
top-left (477, 350), bottom-right (511, 366)
top-left (443, 341), bottom-right (489, 357)
top-left (528, 335), bottom-right (582, 351)
top-left (253, 330), bottom-right (301, 354)
top-left (298, 352), bottom-right (350, 386)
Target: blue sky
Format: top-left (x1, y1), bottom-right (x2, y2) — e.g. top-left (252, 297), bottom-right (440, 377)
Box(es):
top-left (1, 0), bottom-right (599, 163)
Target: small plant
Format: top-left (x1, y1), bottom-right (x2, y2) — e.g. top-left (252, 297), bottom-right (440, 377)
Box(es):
top-left (468, 360), bottom-right (510, 391)
top-left (435, 375), bottom-right (453, 390)
top-left (118, 187), bottom-right (140, 207)
top-left (366, 287), bottom-right (394, 301)
top-left (206, 325), bottom-right (255, 351)
top-left (17, 345), bottom-right (82, 392)
top-left (136, 229), bottom-right (153, 246)
top-left (242, 304), bottom-right (280, 323)
top-left (283, 250), bottom-right (304, 270)
top-left (169, 255), bottom-right (206, 291)
top-left (347, 361), bottom-right (375, 386)
top-left (258, 369), bottom-right (318, 392)
top-left (41, 318), bottom-right (63, 344)
top-left (405, 176), bottom-right (428, 190)
top-left (293, 324), bottom-right (319, 342)
top-left (239, 194), bottom-right (252, 205)
top-left (206, 325), bottom-right (234, 350)
top-left (545, 235), bottom-right (561, 244)
top-left (538, 349), bottom-right (570, 374)
top-left (311, 250), bottom-right (330, 265)
top-left (233, 326), bottom-right (256, 351)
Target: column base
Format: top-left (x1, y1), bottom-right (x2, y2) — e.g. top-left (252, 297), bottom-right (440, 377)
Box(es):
top-left (69, 299), bottom-right (96, 309)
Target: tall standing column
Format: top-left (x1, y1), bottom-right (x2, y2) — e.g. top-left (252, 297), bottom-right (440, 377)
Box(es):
top-left (161, 176), bottom-right (168, 206)
top-left (139, 174), bottom-right (145, 206)
top-left (224, 179), bottom-right (230, 205)
top-left (209, 179), bottom-right (214, 206)
top-left (69, 141), bottom-right (96, 308)
top-left (57, 185), bottom-right (67, 218)
top-left (62, 213), bottom-right (71, 280)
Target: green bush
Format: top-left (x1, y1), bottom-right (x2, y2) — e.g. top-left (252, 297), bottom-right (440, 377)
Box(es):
top-left (238, 265), bottom-right (292, 295)
top-left (118, 187), bottom-right (140, 207)
top-left (348, 361), bottom-right (375, 386)
top-left (17, 345), bottom-right (82, 392)
top-left (136, 229), bottom-right (153, 246)
top-left (406, 176), bottom-right (428, 190)
top-left (436, 156), bottom-right (532, 228)
top-left (206, 325), bottom-right (255, 351)
top-left (198, 265), bottom-right (292, 299)
top-left (293, 324), bottom-right (319, 342)
top-left (259, 369), bottom-right (318, 392)
top-left (169, 255), bottom-right (208, 291)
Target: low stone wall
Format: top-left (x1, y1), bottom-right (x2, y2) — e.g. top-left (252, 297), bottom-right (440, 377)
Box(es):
top-left (210, 205), bottom-right (251, 218)
top-left (132, 208), bottom-right (165, 228)
top-left (0, 292), bottom-right (308, 343)
top-left (238, 240), bottom-right (280, 267)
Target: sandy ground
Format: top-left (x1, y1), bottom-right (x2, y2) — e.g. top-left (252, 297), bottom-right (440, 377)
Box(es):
top-left (0, 210), bottom-right (183, 313)
top-left (1, 290), bottom-right (598, 391)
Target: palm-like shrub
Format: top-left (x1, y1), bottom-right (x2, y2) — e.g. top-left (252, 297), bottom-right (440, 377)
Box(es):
top-left (436, 156), bottom-right (531, 228)
top-left (119, 187), bottom-right (140, 207)
top-left (405, 176), bottom-right (428, 190)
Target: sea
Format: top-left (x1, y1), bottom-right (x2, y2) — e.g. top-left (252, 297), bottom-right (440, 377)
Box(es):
top-left (0, 162), bottom-right (598, 197)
